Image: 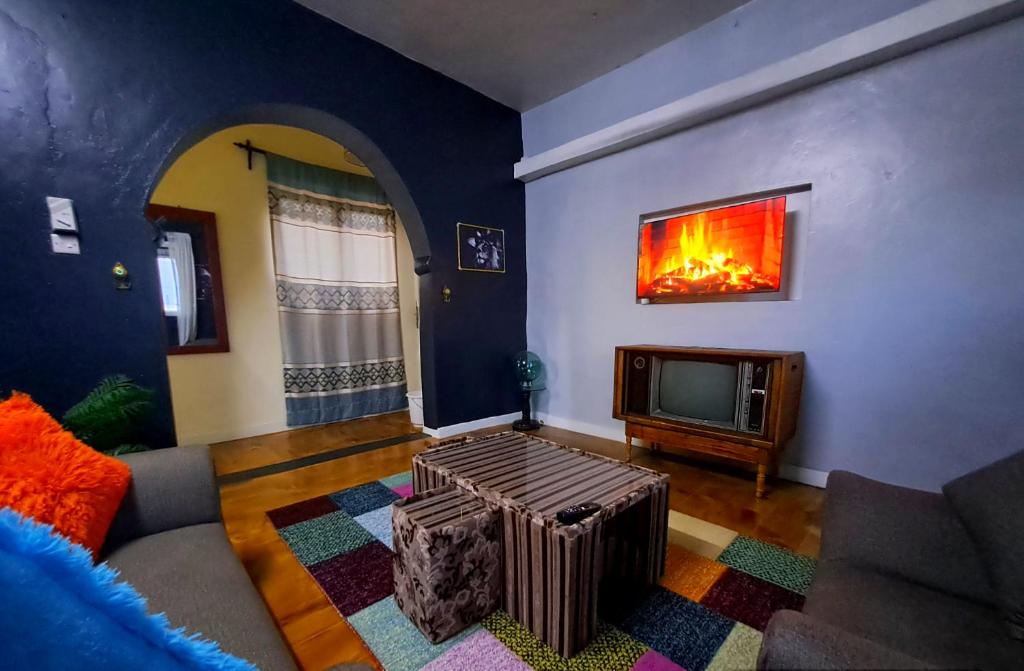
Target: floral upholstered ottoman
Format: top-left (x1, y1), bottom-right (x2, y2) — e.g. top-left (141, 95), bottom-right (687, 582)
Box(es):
top-left (391, 484), bottom-right (502, 643)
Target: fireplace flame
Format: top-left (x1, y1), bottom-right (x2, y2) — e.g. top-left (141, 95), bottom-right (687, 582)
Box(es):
top-left (637, 196), bottom-right (786, 298)
top-left (650, 219), bottom-right (777, 294)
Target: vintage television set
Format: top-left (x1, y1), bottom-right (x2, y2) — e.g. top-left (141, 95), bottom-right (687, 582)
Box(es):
top-left (613, 345), bottom-right (804, 497)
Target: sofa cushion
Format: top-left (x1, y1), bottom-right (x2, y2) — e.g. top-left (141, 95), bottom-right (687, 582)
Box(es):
top-left (760, 610), bottom-right (936, 669)
top-left (943, 449), bottom-right (1024, 639)
top-left (105, 523), bottom-right (297, 671)
top-left (105, 446), bottom-right (221, 550)
top-left (0, 393), bottom-right (131, 557)
top-left (820, 470), bottom-right (995, 606)
top-left (804, 561), bottom-right (1024, 669)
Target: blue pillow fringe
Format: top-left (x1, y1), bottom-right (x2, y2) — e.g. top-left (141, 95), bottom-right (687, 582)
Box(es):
top-left (0, 508), bottom-right (256, 670)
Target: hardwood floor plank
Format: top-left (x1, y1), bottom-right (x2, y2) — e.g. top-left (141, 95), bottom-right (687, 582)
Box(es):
top-left (212, 411), bottom-right (417, 476)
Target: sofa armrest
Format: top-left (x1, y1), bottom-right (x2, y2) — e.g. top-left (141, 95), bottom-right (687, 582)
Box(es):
top-left (758, 610), bottom-right (934, 670)
top-left (104, 445), bottom-right (221, 551)
top-left (819, 470), bottom-right (994, 604)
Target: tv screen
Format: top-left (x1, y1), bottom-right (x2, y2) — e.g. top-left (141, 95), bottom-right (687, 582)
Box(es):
top-left (656, 360), bottom-right (738, 424)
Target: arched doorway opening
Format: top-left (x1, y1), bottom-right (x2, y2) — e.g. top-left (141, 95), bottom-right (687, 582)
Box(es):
top-left (146, 119), bottom-right (427, 445)
top-left (148, 104), bottom-right (431, 268)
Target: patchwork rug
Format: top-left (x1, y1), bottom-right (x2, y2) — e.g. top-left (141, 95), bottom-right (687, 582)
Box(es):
top-left (268, 473), bottom-right (815, 671)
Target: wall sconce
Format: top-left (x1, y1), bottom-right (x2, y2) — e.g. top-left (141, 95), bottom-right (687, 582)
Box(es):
top-left (112, 262), bottom-right (131, 290)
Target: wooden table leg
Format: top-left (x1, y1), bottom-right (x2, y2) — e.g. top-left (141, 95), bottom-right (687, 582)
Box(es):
top-left (756, 450), bottom-right (770, 498)
top-left (625, 432), bottom-right (633, 462)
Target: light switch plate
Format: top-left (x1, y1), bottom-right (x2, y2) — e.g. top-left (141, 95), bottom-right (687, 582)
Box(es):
top-left (51, 232), bottom-right (81, 255)
top-left (47, 196), bottom-right (78, 232)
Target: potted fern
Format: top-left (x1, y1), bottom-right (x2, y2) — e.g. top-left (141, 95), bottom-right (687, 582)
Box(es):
top-left (62, 375), bottom-right (156, 455)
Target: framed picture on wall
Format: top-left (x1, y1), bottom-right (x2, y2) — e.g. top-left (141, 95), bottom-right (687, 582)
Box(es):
top-left (457, 222), bottom-right (505, 273)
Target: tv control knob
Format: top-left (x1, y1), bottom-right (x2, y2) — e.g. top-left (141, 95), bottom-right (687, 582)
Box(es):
top-left (634, 357), bottom-right (646, 370)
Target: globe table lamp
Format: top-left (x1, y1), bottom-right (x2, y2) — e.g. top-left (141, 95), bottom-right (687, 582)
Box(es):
top-left (512, 350), bottom-right (545, 431)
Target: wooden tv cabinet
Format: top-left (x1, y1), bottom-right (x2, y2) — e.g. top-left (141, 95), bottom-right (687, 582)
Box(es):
top-left (613, 346), bottom-right (804, 498)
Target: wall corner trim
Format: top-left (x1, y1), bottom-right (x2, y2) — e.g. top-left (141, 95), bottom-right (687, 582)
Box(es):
top-left (423, 412), bottom-right (522, 439)
top-left (514, 0), bottom-right (1024, 182)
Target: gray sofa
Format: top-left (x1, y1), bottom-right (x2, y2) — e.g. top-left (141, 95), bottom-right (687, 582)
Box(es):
top-left (101, 446), bottom-right (369, 671)
top-left (759, 451), bottom-right (1024, 670)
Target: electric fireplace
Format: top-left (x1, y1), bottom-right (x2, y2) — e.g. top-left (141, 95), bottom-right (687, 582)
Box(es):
top-left (637, 194), bottom-right (788, 303)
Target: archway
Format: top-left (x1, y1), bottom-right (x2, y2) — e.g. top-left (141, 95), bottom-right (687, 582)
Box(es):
top-left (146, 104), bottom-right (432, 273)
top-left (144, 108), bottom-right (436, 439)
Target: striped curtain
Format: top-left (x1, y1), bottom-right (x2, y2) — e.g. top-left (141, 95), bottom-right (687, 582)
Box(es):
top-left (266, 154), bottom-right (407, 426)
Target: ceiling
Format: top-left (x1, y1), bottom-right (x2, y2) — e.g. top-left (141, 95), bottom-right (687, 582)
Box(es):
top-left (295, 0), bottom-right (747, 111)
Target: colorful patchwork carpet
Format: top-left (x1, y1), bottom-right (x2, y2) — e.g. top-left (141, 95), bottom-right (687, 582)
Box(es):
top-left (268, 472), bottom-right (815, 671)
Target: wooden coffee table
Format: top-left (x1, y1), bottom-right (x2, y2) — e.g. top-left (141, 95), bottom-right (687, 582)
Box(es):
top-left (413, 431), bottom-right (668, 657)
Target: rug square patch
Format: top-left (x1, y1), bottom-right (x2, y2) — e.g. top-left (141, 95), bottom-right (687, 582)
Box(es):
top-left (668, 510), bottom-right (738, 560)
top-left (330, 481), bottom-right (402, 517)
top-left (661, 544), bottom-right (728, 602)
top-left (716, 536), bottom-right (816, 595)
top-left (482, 611), bottom-right (560, 670)
top-left (631, 649), bottom-right (686, 671)
top-left (348, 596), bottom-right (478, 671)
top-left (278, 510), bottom-right (375, 565)
top-left (482, 611), bottom-right (646, 671)
top-left (616, 587), bottom-right (733, 671)
top-left (391, 483), bottom-right (414, 498)
top-left (266, 495), bottom-right (339, 529)
top-left (706, 623), bottom-right (762, 671)
top-left (379, 471), bottom-right (413, 488)
top-left (420, 629), bottom-right (531, 671)
top-left (699, 568), bottom-right (804, 631)
top-left (354, 504), bottom-right (395, 549)
top-left (308, 540), bottom-right (394, 616)
top-left (571, 623), bottom-right (648, 671)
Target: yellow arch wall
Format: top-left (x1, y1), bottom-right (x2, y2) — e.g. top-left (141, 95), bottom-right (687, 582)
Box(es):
top-left (151, 124), bottom-right (420, 444)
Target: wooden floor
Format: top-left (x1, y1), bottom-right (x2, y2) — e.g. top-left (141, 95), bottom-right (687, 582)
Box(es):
top-left (212, 413), bottom-right (823, 671)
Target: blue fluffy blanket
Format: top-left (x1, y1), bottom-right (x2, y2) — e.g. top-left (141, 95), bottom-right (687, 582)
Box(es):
top-left (0, 507), bottom-right (255, 670)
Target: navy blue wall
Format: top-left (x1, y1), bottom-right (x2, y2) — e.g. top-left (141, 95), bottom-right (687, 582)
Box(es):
top-left (0, 0), bottom-right (525, 442)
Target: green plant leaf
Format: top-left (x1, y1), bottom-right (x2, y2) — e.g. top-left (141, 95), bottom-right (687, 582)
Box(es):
top-left (62, 375), bottom-right (155, 453)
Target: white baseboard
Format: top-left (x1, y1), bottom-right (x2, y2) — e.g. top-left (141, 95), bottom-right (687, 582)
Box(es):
top-left (535, 413), bottom-right (625, 443)
top-left (177, 420), bottom-right (290, 447)
top-left (536, 413), bottom-right (828, 489)
top-left (423, 412), bottom-right (521, 439)
top-left (778, 464), bottom-right (829, 488)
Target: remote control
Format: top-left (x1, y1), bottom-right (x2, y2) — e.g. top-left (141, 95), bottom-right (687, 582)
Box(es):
top-left (556, 502), bottom-right (602, 525)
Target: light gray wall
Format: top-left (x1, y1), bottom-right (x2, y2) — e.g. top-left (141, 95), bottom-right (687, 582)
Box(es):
top-left (524, 16), bottom-right (1024, 490)
top-left (522, 0), bottom-right (927, 154)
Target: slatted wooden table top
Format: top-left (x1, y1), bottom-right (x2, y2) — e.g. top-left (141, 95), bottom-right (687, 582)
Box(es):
top-left (412, 431), bottom-right (670, 657)
top-left (397, 486), bottom-right (488, 530)
top-left (413, 431), bottom-right (666, 526)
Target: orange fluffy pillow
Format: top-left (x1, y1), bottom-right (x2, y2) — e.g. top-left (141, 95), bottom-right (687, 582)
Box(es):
top-left (0, 392), bottom-right (131, 558)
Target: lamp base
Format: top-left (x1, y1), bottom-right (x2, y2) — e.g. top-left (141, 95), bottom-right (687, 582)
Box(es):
top-left (512, 418), bottom-right (541, 431)
top-left (514, 389), bottom-right (541, 432)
